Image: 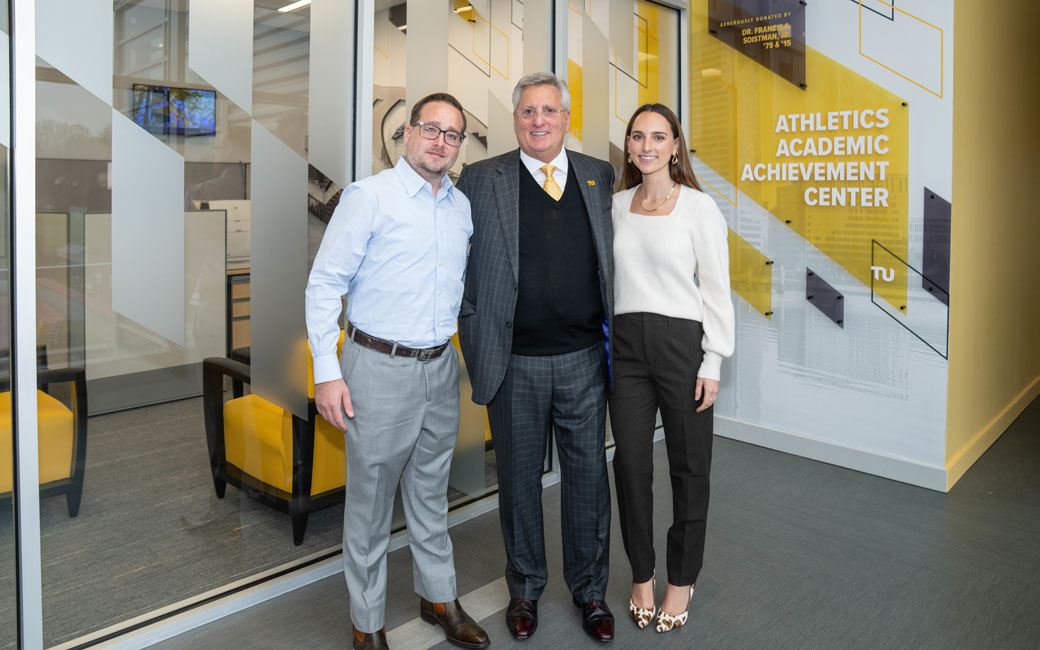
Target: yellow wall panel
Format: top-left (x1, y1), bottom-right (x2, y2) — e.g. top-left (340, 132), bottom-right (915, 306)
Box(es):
top-left (689, 1), bottom-right (909, 310)
top-left (946, 0), bottom-right (1040, 488)
top-left (690, 40), bottom-right (739, 191)
top-left (690, 67), bottom-right (738, 201)
top-left (636, 1), bottom-right (659, 107)
top-left (728, 229), bottom-right (772, 319)
top-left (568, 58), bottom-right (583, 141)
top-left (870, 241), bottom-right (911, 318)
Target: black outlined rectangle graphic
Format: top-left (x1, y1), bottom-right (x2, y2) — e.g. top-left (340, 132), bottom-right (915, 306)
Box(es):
top-left (871, 240), bottom-right (949, 359)
top-left (851, 0), bottom-right (895, 22)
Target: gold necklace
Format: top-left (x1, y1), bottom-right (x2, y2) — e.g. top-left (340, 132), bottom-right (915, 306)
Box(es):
top-left (639, 182), bottom-right (677, 212)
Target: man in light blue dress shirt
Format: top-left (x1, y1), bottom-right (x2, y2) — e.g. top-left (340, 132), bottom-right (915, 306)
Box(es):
top-left (305, 93), bottom-right (489, 650)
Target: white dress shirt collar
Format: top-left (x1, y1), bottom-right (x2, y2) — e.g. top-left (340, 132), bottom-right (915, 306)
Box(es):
top-left (519, 148), bottom-right (569, 190)
top-left (394, 156), bottom-right (456, 202)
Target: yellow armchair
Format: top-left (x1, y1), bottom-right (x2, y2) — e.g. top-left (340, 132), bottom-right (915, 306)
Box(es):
top-left (1, 367), bottom-right (88, 517)
top-left (202, 334), bottom-right (346, 545)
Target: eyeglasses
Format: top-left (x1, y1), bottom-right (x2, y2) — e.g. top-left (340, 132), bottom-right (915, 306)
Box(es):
top-left (411, 122), bottom-right (466, 147)
top-left (516, 105), bottom-right (565, 122)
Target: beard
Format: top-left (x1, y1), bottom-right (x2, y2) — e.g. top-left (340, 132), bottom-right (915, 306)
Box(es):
top-left (414, 148), bottom-right (452, 176)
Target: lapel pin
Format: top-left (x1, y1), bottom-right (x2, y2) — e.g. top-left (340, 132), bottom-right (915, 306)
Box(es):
top-left (587, 180), bottom-right (595, 186)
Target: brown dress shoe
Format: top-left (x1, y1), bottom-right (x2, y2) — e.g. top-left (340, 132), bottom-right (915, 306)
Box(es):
top-left (573, 597), bottom-right (615, 642)
top-left (419, 598), bottom-right (490, 649)
top-left (505, 598), bottom-right (538, 640)
top-left (352, 626), bottom-right (388, 650)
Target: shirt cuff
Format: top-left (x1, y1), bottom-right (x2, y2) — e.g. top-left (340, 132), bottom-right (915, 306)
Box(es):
top-left (697, 352), bottom-right (723, 382)
top-left (312, 353), bottom-right (343, 385)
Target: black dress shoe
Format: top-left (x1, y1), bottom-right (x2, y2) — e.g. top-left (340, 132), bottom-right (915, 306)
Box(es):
top-left (505, 597), bottom-right (538, 640)
top-left (419, 598), bottom-right (490, 649)
top-left (573, 597), bottom-right (615, 642)
top-left (352, 626), bottom-right (389, 650)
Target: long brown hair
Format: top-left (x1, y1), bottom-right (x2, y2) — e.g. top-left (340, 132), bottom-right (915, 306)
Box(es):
top-left (617, 103), bottom-right (700, 192)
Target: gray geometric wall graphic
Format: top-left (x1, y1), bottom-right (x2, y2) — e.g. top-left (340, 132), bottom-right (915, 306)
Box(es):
top-left (0, 31), bottom-right (8, 147)
top-left (249, 122), bottom-right (309, 419)
top-left (709, 0), bottom-right (807, 89)
top-left (806, 268), bottom-right (845, 328)
top-left (582, 10), bottom-right (610, 160)
top-left (37, 0), bottom-right (113, 104)
top-left (188, 0), bottom-right (254, 113)
top-left (610, 0), bottom-right (635, 73)
top-left (111, 110), bottom-right (185, 346)
top-left (922, 187), bottom-right (951, 306)
top-left (308, 0), bottom-right (356, 189)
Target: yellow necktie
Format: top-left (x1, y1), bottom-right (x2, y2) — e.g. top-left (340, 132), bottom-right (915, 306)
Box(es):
top-left (540, 164), bottom-right (563, 201)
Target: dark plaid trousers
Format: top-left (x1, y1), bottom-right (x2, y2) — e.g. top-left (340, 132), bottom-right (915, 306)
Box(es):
top-left (486, 342), bottom-right (611, 602)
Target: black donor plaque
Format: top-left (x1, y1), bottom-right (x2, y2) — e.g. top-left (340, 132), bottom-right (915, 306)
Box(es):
top-left (806, 268), bottom-right (845, 328)
top-left (708, 0), bottom-right (806, 89)
top-left (922, 188), bottom-right (951, 306)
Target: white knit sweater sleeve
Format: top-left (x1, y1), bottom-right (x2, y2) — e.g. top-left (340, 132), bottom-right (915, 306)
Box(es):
top-left (690, 191), bottom-right (735, 380)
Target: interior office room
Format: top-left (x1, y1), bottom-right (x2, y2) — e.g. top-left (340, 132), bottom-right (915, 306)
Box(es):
top-left (1, 1), bottom-right (1037, 649)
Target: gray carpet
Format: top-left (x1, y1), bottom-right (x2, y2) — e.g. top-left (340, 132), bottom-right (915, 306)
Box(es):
top-left (152, 396), bottom-right (1040, 650)
top-left (0, 395), bottom-right (498, 649)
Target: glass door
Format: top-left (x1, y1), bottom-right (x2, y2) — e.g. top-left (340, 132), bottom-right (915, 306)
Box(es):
top-left (1, 1), bottom-right (17, 646)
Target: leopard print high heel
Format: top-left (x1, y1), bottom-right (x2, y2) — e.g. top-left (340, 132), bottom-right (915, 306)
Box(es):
top-left (628, 576), bottom-right (656, 629)
top-left (655, 585), bottom-right (694, 633)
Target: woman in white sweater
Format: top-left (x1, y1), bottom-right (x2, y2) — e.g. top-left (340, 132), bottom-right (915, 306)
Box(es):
top-left (610, 104), bottom-right (735, 633)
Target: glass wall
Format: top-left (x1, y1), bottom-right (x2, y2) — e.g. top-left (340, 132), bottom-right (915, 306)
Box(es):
top-left (566, 0), bottom-right (680, 445)
top-left (567, 0), bottom-right (680, 170)
top-left (23, 0), bottom-right (526, 644)
top-left (1, 4), bottom-right (16, 648)
top-left (31, 0), bottom-right (351, 645)
top-left (372, 0), bottom-right (546, 177)
top-left (371, 0), bottom-right (553, 514)
top-left (9, 1), bottom-right (681, 647)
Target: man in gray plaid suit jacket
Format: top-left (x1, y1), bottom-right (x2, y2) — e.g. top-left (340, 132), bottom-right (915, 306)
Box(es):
top-left (456, 72), bottom-right (616, 643)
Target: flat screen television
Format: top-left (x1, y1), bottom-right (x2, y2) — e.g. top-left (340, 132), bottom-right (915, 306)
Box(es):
top-left (131, 84), bottom-right (217, 137)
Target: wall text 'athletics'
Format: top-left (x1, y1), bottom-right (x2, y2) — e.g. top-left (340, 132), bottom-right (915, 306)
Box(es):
top-left (739, 108), bottom-right (895, 208)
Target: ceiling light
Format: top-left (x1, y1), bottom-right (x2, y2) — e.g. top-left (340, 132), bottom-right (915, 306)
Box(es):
top-left (278, 0), bottom-right (311, 13)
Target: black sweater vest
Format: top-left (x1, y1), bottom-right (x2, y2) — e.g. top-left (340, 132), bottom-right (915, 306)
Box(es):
top-left (512, 163), bottom-right (605, 355)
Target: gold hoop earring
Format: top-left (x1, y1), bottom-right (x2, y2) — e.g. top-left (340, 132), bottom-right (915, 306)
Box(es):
top-left (627, 155), bottom-right (632, 163)
top-left (671, 153), bottom-right (679, 165)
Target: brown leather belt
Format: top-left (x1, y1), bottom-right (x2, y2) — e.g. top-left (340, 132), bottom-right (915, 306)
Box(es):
top-left (347, 324), bottom-right (450, 361)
